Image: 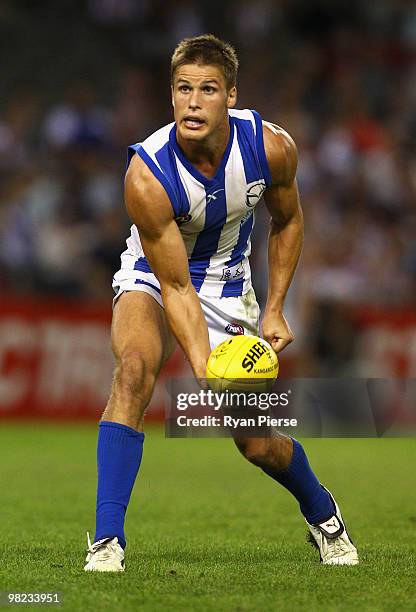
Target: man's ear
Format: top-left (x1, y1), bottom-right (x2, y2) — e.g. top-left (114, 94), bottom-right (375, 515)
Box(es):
top-left (227, 86), bottom-right (237, 108)
top-left (171, 85), bottom-right (175, 108)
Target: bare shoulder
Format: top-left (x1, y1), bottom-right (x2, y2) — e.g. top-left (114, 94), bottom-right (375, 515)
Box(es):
top-left (125, 153), bottom-right (174, 230)
top-left (262, 121), bottom-right (298, 187)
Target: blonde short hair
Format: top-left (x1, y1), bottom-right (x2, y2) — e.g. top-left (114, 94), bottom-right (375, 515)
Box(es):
top-left (171, 34), bottom-right (239, 90)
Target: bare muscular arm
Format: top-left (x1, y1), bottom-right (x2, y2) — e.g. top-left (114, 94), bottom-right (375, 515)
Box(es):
top-left (125, 154), bottom-right (211, 379)
top-left (261, 122), bottom-right (304, 354)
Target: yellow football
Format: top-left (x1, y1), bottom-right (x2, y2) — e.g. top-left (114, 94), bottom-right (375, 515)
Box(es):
top-left (206, 334), bottom-right (278, 393)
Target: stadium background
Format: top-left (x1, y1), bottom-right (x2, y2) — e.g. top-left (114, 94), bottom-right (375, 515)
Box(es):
top-left (0, 2), bottom-right (415, 610)
top-left (0, 0), bottom-right (415, 420)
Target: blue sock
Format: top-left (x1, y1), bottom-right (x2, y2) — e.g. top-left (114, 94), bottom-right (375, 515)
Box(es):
top-left (262, 439), bottom-right (334, 524)
top-left (95, 421), bottom-right (144, 548)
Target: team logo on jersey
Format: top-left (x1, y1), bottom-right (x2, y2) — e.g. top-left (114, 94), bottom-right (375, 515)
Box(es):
top-left (246, 180), bottom-right (266, 208)
top-left (175, 213), bottom-right (192, 225)
top-left (225, 323), bottom-right (244, 336)
top-left (220, 263), bottom-right (244, 281)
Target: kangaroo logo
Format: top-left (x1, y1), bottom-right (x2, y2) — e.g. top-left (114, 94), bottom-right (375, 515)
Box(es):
top-left (246, 181), bottom-right (266, 208)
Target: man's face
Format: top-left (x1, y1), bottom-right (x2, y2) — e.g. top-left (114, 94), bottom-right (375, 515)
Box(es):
top-left (171, 63), bottom-right (236, 143)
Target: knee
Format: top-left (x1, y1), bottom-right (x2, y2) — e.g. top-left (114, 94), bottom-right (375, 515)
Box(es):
top-left (235, 436), bottom-right (293, 471)
top-left (235, 438), bottom-right (270, 467)
top-left (114, 351), bottom-right (155, 398)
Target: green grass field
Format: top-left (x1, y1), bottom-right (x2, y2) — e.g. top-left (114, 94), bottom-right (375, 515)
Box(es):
top-left (0, 425), bottom-right (415, 611)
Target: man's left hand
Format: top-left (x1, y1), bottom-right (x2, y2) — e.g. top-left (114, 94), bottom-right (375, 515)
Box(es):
top-left (261, 309), bottom-right (294, 354)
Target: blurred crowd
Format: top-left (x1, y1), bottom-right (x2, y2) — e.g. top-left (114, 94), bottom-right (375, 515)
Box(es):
top-left (0, 0), bottom-right (415, 364)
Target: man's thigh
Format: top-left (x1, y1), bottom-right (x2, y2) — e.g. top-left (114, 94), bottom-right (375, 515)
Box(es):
top-left (111, 290), bottom-right (175, 372)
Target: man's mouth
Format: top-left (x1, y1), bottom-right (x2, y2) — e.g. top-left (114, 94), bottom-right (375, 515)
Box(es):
top-left (183, 117), bottom-right (205, 129)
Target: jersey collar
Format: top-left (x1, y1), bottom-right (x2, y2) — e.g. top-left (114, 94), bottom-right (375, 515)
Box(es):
top-left (169, 117), bottom-right (235, 187)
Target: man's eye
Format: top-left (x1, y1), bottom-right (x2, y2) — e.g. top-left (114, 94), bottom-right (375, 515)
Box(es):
top-left (204, 87), bottom-right (214, 93)
top-left (179, 86), bottom-right (190, 92)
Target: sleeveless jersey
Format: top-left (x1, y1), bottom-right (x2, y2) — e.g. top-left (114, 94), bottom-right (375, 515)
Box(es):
top-left (119, 108), bottom-right (272, 298)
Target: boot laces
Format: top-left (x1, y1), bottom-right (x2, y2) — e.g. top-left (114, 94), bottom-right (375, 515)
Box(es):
top-left (323, 532), bottom-right (350, 559)
top-left (86, 532), bottom-right (115, 558)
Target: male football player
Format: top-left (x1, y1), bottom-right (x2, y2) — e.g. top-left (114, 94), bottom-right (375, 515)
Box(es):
top-left (84, 34), bottom-right (358, 571)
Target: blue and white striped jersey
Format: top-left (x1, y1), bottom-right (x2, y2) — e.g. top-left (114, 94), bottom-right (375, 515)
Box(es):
top-left (119, 108), bottom-right (272, 298)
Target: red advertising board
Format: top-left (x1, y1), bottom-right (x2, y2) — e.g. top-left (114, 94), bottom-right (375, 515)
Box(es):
top-left (353, 307), bottom-right (416, 378)
top-left (0, 298), bottom-right (414, 420)
top-left (0, 298), bottom-right (188, 420)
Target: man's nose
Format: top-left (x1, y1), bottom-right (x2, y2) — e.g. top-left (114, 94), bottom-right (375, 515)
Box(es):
top-left (188, 89), bottom-right (201, 109)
